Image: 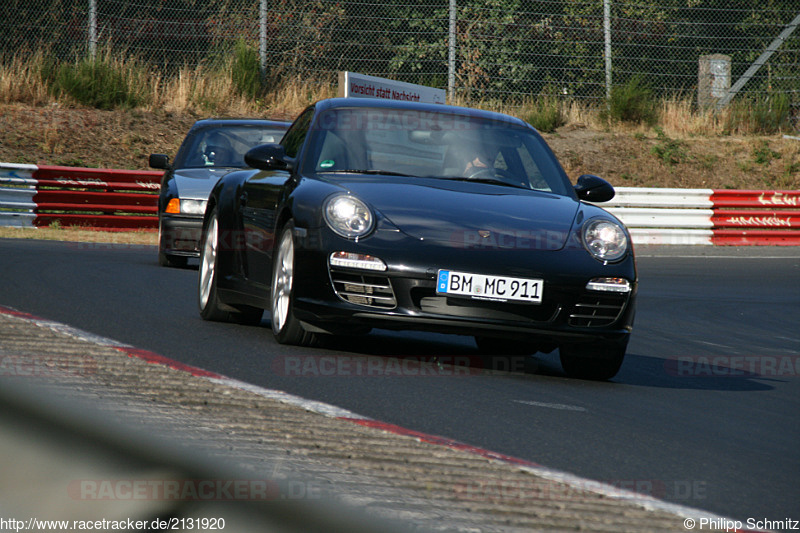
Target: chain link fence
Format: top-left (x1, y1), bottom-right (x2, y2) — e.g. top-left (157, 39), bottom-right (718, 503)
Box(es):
top-left (1, 0), bottom-right (798, 105)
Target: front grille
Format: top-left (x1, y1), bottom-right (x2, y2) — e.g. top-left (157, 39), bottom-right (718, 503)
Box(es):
top-left (415, 290), bottom-right (559, 324)
top-left (568, 293), bottom-right (627, 327)
top-left (330, 270), bottom-right (397, 309)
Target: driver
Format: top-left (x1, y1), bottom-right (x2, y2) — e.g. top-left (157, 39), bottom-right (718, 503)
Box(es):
top-left (202, 132), bottom-right (236, 167)
top-left (464, 152), bottom-right (492, 176)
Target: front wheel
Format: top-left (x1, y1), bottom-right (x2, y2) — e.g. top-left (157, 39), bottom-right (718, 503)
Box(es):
top-left (198, 210), bottom-right (262, 325)
top-left (271, 222), bottom-right (314, 346)
top-left (198, 210), bottom-right (230, 321)
top-left (559, 341), bottom-right (627, 381)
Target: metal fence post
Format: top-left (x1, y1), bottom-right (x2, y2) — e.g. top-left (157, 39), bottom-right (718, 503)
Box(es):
top-left (604, 0), bottom-right (612, 102)
top-left (88, 0), bottom-right (97, 58)
top-left (260, 0), bottom-right (267, 81)
top-left (448, 0), bottom-right (456, 102)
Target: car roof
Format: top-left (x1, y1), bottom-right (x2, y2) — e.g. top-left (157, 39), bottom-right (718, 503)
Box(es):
top-left (189, 118), bottom-right (292, 130)
top-left (312, 97), bottom-right (530, 128)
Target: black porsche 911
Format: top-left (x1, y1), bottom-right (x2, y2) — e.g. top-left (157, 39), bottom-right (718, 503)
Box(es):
top-left (149, 118), bottom-right (290, 267)
top-left (198, 98), bottom-right (637, 380)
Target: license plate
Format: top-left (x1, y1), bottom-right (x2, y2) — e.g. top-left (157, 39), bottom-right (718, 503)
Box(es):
top-left (436, 270), bottom-right (543, 304)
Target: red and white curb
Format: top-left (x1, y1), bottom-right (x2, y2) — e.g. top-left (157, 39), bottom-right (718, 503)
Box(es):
top-left (0, 305), bottom-right (771, 532)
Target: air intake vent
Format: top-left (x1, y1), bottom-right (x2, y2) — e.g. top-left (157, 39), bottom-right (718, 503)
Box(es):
top-left (330, 270), bottom-right (397, 309)
top-left (568, 294), bottom-right (627, 327)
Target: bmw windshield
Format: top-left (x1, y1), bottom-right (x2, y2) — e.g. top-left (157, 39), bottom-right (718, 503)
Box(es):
top-left (174, 125), bottom-right (287, 169)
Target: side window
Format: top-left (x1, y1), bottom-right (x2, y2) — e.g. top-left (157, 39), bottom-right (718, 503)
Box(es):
top-left (281, 107), bottom-right (314, 158)
top-left (516, 145), bottom-right (550, 191)
top-left (494, 151), bottom-right (508, 172)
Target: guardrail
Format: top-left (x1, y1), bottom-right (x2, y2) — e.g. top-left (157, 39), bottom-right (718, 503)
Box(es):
top-left (1, 162), bottom-right (798, 244)
top-left (605, 187), bottom-right (800, 246)
top-left (0, 163), bottom-right (161, 230)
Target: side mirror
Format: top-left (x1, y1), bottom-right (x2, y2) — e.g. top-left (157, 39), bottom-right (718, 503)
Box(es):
top-left (574, 174), bottom-right (615, 203)
top-left (245, 143), bottom-right (295, 171)
top-left (149, 154), bottom-right (170, 170)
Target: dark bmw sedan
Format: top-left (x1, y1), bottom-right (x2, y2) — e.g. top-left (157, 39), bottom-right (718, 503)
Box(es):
top-left (198, 98), bottom-right (637, 380)
top-left (149, 118), bottom-right (290, 267)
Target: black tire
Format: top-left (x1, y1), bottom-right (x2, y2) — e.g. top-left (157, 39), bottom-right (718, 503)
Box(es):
top-left (270, 222), bottom-right (315, 346)
top-left (158, 250), bottom-right (188, 268)
top-left (198, 210), bottom-right (232, 321)
top-left (198, 210), bottom-right (264, 325)
top-left (559, 341), bottom-right (627, 381)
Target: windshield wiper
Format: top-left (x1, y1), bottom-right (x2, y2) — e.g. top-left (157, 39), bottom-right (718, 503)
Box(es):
top-left (441, 177), bottom-right (527, 189)
top-left (321, 169), bottom-right (416, 177)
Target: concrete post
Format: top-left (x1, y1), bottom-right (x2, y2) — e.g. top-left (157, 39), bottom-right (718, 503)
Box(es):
top-left (698, 54), bottom-right (731, 109)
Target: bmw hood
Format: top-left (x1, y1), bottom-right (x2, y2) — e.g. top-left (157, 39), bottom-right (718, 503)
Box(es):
top-left (173, 168), bottom-right (235, 200)
top-left (339, 179), bottom-right (580, 250)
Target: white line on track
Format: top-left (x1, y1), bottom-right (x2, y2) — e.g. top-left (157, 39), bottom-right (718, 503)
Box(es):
top-left (512, 399), bottom-right (588, 412)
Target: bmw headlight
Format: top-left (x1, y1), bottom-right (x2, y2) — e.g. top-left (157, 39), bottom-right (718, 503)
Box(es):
top-left (582, 219), bottom-right (628, 262)
top-left (180, 199), bottom-right (207, 215)
top-left (324, 194), bottom-right (374, 239)
top-left (164, 198), bottom-right (207, 215)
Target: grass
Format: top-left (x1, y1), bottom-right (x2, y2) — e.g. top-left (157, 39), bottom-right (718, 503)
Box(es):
top-left (601, 75), bottom-right (658, 126)
top-left (2, 49), bottom-right (797, 136)
top-left (650, 127), bottom-right (689, 167)
top-left (0, 226), bottom-right (157, 244)
top-left (523, 94), bottom-right (567, 133)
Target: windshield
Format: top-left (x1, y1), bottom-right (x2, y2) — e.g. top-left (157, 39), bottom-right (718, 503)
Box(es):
top-left (304, 107), bottom-right (572, 195)
top-left (174, 124), bottom-right (288, 169)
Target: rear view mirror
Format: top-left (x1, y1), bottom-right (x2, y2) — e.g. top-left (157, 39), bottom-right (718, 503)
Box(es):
top-left (245, 143), bottom-right (295, 171)
top-left (149, 154), bottom-right (170, 170)
top-left (574, 174), bottom-right (615, 203)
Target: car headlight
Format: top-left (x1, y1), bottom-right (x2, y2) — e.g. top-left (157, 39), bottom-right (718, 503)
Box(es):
top-left (582, 219), bottom-right (628, 262)
top-left (180, 199), bottom-right (207, 215)
top-left (165, 198), bottom-right (207, 215)
top-left (324, 194), bottom-right (374, 239)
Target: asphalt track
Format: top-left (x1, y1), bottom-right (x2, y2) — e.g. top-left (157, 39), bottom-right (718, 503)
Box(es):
top-left (1, 238), bottom-right (798, 526)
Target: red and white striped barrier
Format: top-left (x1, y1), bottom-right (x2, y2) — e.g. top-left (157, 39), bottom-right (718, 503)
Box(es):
top-left (602, 187), bottom-right (800, 246)
top-left (0, 163), bottom-right (161, 230)
top-left (1, 162), bottom-right (798, 244)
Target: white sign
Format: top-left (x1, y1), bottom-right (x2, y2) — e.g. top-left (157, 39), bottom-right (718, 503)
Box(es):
top-left (338, 71), bottom-right (446, 105)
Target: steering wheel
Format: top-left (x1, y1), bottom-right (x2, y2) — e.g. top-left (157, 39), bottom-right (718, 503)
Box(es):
top-left (467, 167), bottom-right (526, 187)
top-left (466, 167), bottom-right (498, 179)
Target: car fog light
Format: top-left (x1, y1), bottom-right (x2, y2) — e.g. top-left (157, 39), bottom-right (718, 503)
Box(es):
top-left (586, 277), bottom-right (631, 293)
top-left (329, 251), bottom-right (387, 271)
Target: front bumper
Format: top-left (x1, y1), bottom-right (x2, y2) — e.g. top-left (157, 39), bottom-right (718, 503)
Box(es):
top-left (290, 226), bottom-right (637, 346)
top-left (159, 214), bottom-right (204, 257)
